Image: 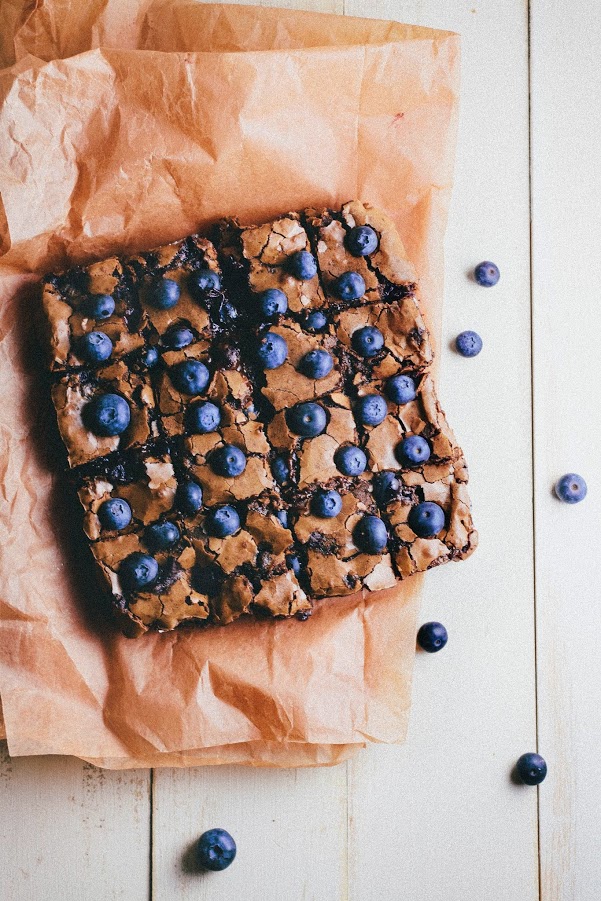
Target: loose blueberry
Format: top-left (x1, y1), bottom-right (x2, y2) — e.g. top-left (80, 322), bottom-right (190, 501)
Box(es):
top-left (188, 401), bottom-right (221, 434)
top-left (84, 393), bottom-right (131, 437)
top-left (516, 752), bottom-right (547, 786)
top-left (286, 554), bottom-right (301, 576)
top-left (120, 552), bottom-right (159, 591)
top-left (396, 435), bottom-right (431, 466)
top-left (276, 510), bottom-right (289, 528)
top-left (148, 278), bottom-right (180, 310)
top-left (196, 828), bottom-right (236, 872)
top-left (351, 325), bottom-right (384, 357)
top-left (210, 444), bottom-right (246, 478)
top-left (373, 471), bottom-right (400, 506)
top-left (287, 402), bottom-right (327, 437)
top-left (353, 515), bottom-right (388, 554)
top-left (355, 394), bottom-right (388, 427)
top-left (176, 480), bottom-right (203, 515)
top-left (140, 346), bottom-right (159, 368)
top-left (256, 332), bottom-right (288, 369)
top-left (555, 473), bottom-right (587, 504)
top-left (335, 445), bottom-right (367, 476)
top-left (189, 269), bottom-right (221, 298)
top-left (386, 374), bottom-right (417, 405)
top-left (83, 294), bottom-right (115, 319)
top-left (456, 330), bottom-right (483, 357)
top-left (417, 621), bottom-right (448, 653)
top-left (258, 289), bottom-right (288, 319)
top-left (303, 310), bottom-right (327, 331)
top-left (79, 331), bottom-right (113, 363)
top-left (164, 326), bottom-right (194, 349)
top-left (408, 502), bottom-right (445, 537)
top-left (474, 261), bottom-right (500, 287)
top-left (145, 521), bottom-right (180, 551)
top-left (98, 498), bottom-right (132, 531)
top-left (288, 250), bottom-right (317, 280)
top-left (312, 489), bottom-right (342, 518)
top-left (346, 225), bottom-right (379, 257)
top-left (299, 349), bottom-right (334, 380)
top-left (271, 455), bottom-right (290, 485)
top-left (170, 359), bottom-right (210, 395)
top-left (205, 506), bottom-right (240, 538)
top-left (332, 271), bottom-right (366, 301)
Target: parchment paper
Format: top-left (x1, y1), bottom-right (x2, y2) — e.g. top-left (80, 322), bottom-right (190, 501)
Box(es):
top-left (0, 2), bottom-right (459, 768)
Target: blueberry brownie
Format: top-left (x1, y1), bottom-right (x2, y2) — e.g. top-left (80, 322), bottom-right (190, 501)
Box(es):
top-left (41, 202), bottom-right (476, 636)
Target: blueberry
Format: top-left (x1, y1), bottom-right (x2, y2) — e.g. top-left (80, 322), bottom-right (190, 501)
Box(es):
top-left (84, 393), bottom-right (131, 437)
top-left (83, 294), bottom-right (115, 319)
top-left (79, 331), bottom-right (113, 363)
top-left (256, 332), bottom-right (288, 369)
top-left (188, 401), bottom-right (221, 434)
top-left (210, 444), bottom-right (246, 478)
top-left (351, 325), bottom-right (384, 357)
top-left (196, 828), bottom-right (236, 872)
top-left (98, 498), bottom-right (132, 531)
top-left (355, 394), bottom-right (388, 427)
top-left (408, 502), bottom-right (445, 537)
top-left (332, 271), bottom-right (366, 301)
top-left (346, 225), bottom-right (379, 256)
top-left (287, 402), bottom-right (327, 437)
top-left (145, 521), bottom-right (180, 551)
top-left (396, 435), bottom-right (431, 466)
top-left (386, 374), bottom-right (416, 405)
top-left (288, 250), bottom-right (317, 280)
top-left (311, 489), bottom-right (342, 518)
top-left (148, 278), bottom-right (180, 310)
top-left (120, 552), bottom-right (159, 591)
top-left (258, 289), bottom-right (288, 319)
top-left (417, 621), bottom-right (448, 653)
top-left (176, 480), bottom-right (203, 515)
top-left (271, 455), bottom-right (290, 485)
top-left (555, 473), bottom-right (587, 504)
top-left (516, 752), bottom-right (547, 786)
top-left (335, 445), bottom-right (367, 476)
top-left (286, 554), bottom-right (301, 575)
top-left (474, 261), bottom-right (500, 287)
top-left (140, 346), bottom-right (159, 368)
top-left (373, 471), bottom-right (400, 506)
top-left (276, 510), bottom-right (289, 528)
top-left (205, 506), bottom-right (241, 538)
top-left (170, 359), bottom-right (210, 395)
top-left (189, 269), bottom-right (221, 298)
top-left (164, 326), bottom-right (194, 349)
top-left (353, 515), bottom-right (388, 554)
top-left (299, 349), bottom-right (333, 380)
top-left (303, 310), bottom-right (327, 331)
top-left (456, 330), bottom-right (483, 357)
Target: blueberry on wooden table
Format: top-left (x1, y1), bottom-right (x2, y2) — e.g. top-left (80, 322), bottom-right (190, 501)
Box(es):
top-left (351, 325), bottom-right (384, 357)
top-left (455, 330), bottom-right (483, 357)
top-left (474, 261), bottom-right (500, 287)
top-left (84, 393), bottom-right (131, 437)
top-left (335, 444), bottom-right (367, 476)
top-left (170, 359), bottom-right (210, 395)
top-left (98, 498), bottom-right (132, 531)
top-left (210, 445), bottom-right (246, 478)
top-left (555, 473), bottom-right (587, 503)
top-left (79, 331), bottom-right (113, 363)
top-left (303, 310), bottom-right (327, 332)
top-left (408, 502), bottom-right (445, 538)
top-left (256, 332), bottom-right (288, 369)
top-left (355, 394), bottom-right (388, 426)
top-left (196, 828), bottom-right (236, 871)
top-left (516, 752), bottom-right (547, 785)
top-left (188, 401), bottom-right (221, 434)
top-left (83, 293), bottom-right (115, 319)
top-left (417, 621), bottom-right (448, 653)
top-left (287, 402), bottom-right (327, 437)
top-left (148, 278), bottom-right (181, 309)
top-left (176, 480), bottom-right (203, 515)
top-left (299, 349), bottom-right (333, 379)
top-left (287, 250), bottom-right (317, 281)
top-left (353, 515), bottom-right (388, 554)
top-left (120, 552), bottom-right (159, 591)
top-left (346, 224), bottom-right (379, 256)
top-left (258, 288), bottom-right (288, 319)
top-left (205, 506), bottom-right (241, 538)
top-left (312, 489), bottom-right (343, 518)
top-left (396, 435), bottom-right (431, 466)
top-left (332, 271), bottom-right (366, 301)
top-left (386, 374), bottom-right (416, 405)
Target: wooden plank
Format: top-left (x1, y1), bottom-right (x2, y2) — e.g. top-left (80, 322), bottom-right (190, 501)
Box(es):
top-left (344, 2), bottom-right (539, 899)
top-left (0, 742), bottom-right (151, 901)
top-left (151, 763), bottom-right (348, 901)
top-left (530, 3), bottom-right (601, 899)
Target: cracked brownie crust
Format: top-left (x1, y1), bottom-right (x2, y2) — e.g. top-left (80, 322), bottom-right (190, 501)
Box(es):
top-left (41, 201), bottom-right (477, 637)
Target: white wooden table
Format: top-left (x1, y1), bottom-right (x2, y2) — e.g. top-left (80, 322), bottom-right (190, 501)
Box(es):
top-left (2, 1), bottom-right (600, 898)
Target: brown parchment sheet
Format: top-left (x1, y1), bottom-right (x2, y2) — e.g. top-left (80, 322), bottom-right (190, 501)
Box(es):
top-left (0, 3), bottom-right (459, 768)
